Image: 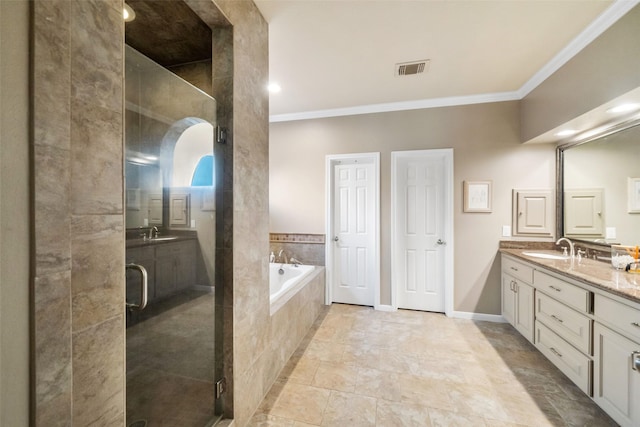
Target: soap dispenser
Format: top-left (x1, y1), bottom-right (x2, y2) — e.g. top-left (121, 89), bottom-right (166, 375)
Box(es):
top-left (269, 251), bottom-right (275, 263)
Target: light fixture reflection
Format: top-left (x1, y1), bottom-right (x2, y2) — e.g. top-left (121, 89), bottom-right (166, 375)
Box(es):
top-left (555, 129), bottom-right (578, 137)
top-left (267, 82), bottom-right (281, 93)
top-left (123, 3), bottom-right (136, 22)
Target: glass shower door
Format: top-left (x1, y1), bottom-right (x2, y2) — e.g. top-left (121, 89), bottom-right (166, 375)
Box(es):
top-left (124, 45), bottom-right (220, 427)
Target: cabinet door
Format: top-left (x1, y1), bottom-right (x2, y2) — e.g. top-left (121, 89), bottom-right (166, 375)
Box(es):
top-left (515, 281), bottom-right (535, 343)
top-left (155, 256), bottom-right (177, 299)
top-left (593, 322), bottom-right (640, 427)
top-left (502, 273), bottom-right (516, 326)
top-left (175, 243), bottom-right (196, 291)
top-left (564, 188), bottom-right (604, 237)
top-left (513, 190), bottom-right (554, 236)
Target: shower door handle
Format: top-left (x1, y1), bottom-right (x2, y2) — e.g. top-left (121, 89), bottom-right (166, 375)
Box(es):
top-left (126, 263), bottom-right (148, 311)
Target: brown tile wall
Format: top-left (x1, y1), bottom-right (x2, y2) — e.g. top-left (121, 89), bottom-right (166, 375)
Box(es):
top-left (32, 0), bottom-right (125, 425)
top-left (32, 0), bottom-right (270, 425)
top-left (270, 233), bottom-right (326, 266)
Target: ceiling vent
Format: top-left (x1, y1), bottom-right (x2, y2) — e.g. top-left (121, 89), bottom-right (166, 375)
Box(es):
top-left (395, 60), bottom-right (430, 76)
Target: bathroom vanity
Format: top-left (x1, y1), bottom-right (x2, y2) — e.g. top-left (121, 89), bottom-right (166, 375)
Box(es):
top-left (126, 236), bottom-right (197, 303)
top-left (500, 250), bottom-right (640, 427)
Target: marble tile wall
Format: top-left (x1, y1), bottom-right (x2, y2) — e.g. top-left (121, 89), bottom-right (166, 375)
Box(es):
top-left (32, 0), bottom-right (269, 425)
top-left (270, 234), bottom-right (327, 266)
top-left (32, 0), bottom-right (125, 425)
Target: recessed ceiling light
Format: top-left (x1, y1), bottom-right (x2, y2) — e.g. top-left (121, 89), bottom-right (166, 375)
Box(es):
top-left (607, 103), bottom-right (640, 114)
top-left (123, 4), bottom-right (136, 22)
top-left (267, 82), bottom-right (281, 94)
top-left (555, 129), bottom-right (578, 137)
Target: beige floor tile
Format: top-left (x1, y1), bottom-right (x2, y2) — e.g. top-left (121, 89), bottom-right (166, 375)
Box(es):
top-left (320, 391), bottom-right (376, 427)
top-left (269, 383), bottom-right (331, 425)
top-left (279, 356), bottom-right (320, 385)
top-left (248, 304), bottom-right (618, 427)
top-left (428, 408), bottom-right (488, 427)
top-left (247, 413), bottom-right (295, 427)
top-left (311, 361), bottom-right (359, 392)
top-left (302, 340), bottom-right (346, 363)
top-left (446, 382), bottom-right (511, 422)
top-left (375, 399), bottom-right (431, 427)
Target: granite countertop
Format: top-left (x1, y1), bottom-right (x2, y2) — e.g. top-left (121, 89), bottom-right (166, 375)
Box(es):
top-left (126, 234), bottom-right (196, 249)
top-left (500, 248), bottom-right (640, 305)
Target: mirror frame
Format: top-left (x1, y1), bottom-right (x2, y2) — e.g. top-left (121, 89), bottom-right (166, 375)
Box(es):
top-left (555, 117), bottom-right (640, 247)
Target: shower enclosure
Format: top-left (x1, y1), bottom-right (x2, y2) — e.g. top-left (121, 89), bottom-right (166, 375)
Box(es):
top-left (124, 45), bottom-right (221, 427)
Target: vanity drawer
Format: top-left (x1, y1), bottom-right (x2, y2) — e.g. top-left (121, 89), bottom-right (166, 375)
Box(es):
top-left (155, 240), bottom-right (194, 257)
top-left (536, 292), bottom-right (592, 354)
top-left (535, 321), bottom-right (592, 395)
top-left (502, 256), bottom-right (533, 284)
top-left (594, 294), bottom-right (640, 343)
top-left (534, 271), bottom-right (591, 313)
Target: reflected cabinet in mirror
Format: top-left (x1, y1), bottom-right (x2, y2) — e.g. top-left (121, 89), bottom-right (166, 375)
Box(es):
top-left (559, 122), bottom-right (640, 246)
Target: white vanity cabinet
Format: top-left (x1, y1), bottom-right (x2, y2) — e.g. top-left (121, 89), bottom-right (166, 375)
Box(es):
top-left (593, 294), bottom-right (640, 427)
top-left (533, 270), bottom-right (593, 395)
top-left (501, 256), bottom-right (535, 343)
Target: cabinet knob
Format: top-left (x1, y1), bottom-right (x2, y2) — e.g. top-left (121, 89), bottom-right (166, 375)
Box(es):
top-left (632, 351), bottom-right (640, 372)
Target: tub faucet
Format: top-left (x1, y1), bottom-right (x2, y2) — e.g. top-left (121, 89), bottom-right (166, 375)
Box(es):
top-left (556, 237), bottom-right (575, 259)
top-left (290, 257), bottom-right (302, 267)
top-left (278, 249), bottom-right (288, 264)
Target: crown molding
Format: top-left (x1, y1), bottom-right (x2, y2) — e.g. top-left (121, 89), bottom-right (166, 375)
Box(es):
top-left (270, 91), bottom-right (520, 123)
top-left (270, 0), bottom-right (639, 123)
top-left (517, 0), bottom-right (639, 98)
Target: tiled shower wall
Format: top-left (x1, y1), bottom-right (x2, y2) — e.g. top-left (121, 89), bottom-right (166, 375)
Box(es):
top-left (32, 0), bottom-right (125, 424)
top-left (31, 0), bottom-right (269, 425)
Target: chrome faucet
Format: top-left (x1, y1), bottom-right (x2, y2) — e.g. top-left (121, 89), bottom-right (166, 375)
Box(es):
top-left (556, 237), bottom-right (575, 259)
top-left (151, 226), bottom-right (159, 239)
top-left (278, 249), bottom-right (288, 264)
top-left (290, 257), bottom-right (302, 267)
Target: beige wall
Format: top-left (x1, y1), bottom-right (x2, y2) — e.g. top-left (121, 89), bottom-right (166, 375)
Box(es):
top-left (521, 4), bottom-right (640, 142)
top-left (0, 1), bottom-right (30, 425)
top-left (270, 102), bottom-right (557, 314)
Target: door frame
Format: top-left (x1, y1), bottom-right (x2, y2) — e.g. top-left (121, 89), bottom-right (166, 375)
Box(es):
top-left (325, 152), bottom-right (381, 308)
top-left (390, 149), bottom-right (454, 316)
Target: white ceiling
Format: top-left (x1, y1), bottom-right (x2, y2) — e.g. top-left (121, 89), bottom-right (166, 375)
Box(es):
top-left (254, 0), bottom-right (634, 121)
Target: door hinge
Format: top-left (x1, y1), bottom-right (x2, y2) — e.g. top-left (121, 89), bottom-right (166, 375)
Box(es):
top-left (215, 126), bottom-right (227, 144)
top-left (215, 377), bottom-right (227, 398)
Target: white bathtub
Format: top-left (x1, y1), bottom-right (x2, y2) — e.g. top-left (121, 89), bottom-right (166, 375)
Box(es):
top-left (269, 263), bottom-right (316, 311)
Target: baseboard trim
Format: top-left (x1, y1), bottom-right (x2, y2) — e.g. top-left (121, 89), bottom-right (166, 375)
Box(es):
top-left (450, 311), bottom-right (507, 323)
top-left (374, 304), bottom-right (397, 312)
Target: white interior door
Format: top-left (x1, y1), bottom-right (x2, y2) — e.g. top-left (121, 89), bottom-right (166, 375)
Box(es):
top-left (328, 155), bottom-right (378, 306)
top-left (392, 150), bottom-right (453, 313)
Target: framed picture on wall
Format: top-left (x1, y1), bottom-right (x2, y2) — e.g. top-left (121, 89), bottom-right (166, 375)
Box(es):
top-left (464, 180), bottom-right (492, 213)
top-left (628, 177), bottom-right (640, 213)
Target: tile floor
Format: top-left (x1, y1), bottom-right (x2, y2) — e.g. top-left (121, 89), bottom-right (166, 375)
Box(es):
top-left (126, 290), bottom-right (219, 427)
top-left (248, 303), bottom-right (618, 427)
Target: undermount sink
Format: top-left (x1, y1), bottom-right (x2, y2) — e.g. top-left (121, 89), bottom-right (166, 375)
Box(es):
top-left (150, 236), bottom-right (179, 242)
top-left (522, 251), bottom-right (569, 260)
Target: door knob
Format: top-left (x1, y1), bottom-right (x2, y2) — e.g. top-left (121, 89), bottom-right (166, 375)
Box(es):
top-left (437, 239), bottom-right (446, 245)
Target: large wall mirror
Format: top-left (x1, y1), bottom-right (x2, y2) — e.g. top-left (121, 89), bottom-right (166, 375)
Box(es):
top-left (559, 121), bottom-right (640, 246)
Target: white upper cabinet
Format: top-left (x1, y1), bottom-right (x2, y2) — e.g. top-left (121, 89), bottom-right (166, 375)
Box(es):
top-left (512, 189), bottom-right (554, 237)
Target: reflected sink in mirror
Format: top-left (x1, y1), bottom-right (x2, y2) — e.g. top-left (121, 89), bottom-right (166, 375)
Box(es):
top-left (522, 251), bottom-right (570, 260)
